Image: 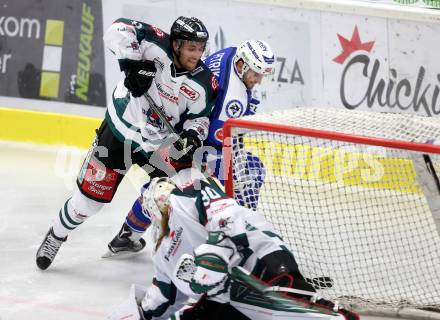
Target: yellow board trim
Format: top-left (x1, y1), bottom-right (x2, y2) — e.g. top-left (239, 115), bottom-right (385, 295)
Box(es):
top-left (0, 107), bottom-right (101, 148)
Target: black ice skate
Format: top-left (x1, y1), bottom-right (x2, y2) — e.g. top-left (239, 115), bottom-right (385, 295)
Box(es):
top-left (36, 227), bottom-right (67, 270)
top-left (103, 223), bottom-right (146, 258)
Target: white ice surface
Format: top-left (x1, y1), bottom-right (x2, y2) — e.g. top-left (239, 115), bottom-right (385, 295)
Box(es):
top-left (0, 141), bottom-right (153, 320)
top-left (0, 141), bottom-right (402, 320)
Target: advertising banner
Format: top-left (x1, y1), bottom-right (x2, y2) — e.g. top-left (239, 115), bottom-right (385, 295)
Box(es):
top-left (0, 0), bottom-right (106, 107)
top-left (358, 0), bottom-right (440, 8)
top-left (104, 0), bottom-right (317, 113)
top-left (103, 0), bottom-right (440, 116)
top-left (322, 14), bottom-right (440, 116)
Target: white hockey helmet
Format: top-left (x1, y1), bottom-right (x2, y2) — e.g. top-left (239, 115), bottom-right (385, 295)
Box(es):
top-left (234, 40), bottom-right (275, 79)
top-left (142, 177), bottom-right (176, 224)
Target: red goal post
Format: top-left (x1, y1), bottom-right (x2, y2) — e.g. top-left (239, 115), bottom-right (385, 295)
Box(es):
top-left (222, 107), bottom-right (440, 311)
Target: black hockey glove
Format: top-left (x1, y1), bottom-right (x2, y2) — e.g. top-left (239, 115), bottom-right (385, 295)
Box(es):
top-left (121, 60), bottom-right (156, 98)
top-left (170, 129), bottom-right (202, 165)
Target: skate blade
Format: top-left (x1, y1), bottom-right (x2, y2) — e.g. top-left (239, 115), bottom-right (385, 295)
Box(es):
top-left (101, 250), bottom-right (118, 258)
top-left (101, 249), bottom-right (140, 259)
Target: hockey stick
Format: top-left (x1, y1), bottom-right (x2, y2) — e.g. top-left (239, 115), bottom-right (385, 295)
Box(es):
top-left (142, 91), bottom-right (216, 182)
top-left (423, 154), bottom-right (440, 194)
top-left (143, 92), bottom-right (185, 149)
top-left (230, 267), bottom-right (340, 316)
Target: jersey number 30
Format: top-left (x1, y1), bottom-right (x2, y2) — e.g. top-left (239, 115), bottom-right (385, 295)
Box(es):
top-left (201, 187), bottom-right (222, 206)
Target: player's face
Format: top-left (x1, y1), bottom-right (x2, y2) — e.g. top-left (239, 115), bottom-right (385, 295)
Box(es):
top-left (243, 69), bottom-right (264, 90)
top-left (175, 40), bottom-right (205, 71)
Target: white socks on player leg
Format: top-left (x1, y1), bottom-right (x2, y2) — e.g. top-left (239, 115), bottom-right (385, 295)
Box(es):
top-left (52, 186), bottom-right (105, 238)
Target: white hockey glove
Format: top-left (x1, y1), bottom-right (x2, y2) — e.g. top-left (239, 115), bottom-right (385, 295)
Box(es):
top-left (189, 242), bottom-right (234, 294)
top-left (106, 284), bottom-right (147, 320)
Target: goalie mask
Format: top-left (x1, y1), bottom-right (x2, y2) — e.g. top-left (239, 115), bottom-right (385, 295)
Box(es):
top-left (142, 177), bottom-right (176, 224)
top-left (234, 40), bottom-right (275, 79)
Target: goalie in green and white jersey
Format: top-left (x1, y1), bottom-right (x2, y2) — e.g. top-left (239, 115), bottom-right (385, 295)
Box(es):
top-left (107, 168), bottom-right (359, 320)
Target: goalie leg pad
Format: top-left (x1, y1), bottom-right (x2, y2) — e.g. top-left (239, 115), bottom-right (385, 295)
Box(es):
top-left (180, 299), bottom-right (249, 320)
top-left (106, 284), bottom-right (146, 320)
top-left (254, 250), bottom-right (316, 295)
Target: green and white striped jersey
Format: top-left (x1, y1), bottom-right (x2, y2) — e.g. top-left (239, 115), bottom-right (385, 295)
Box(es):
top-left (141, 168), bottom-right (291, 319)
top-left (103, 19), bottom-right (218, 157)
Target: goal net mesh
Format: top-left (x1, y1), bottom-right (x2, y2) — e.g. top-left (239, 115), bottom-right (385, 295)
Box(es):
top-left (223, 107), bottom-right (440, 309)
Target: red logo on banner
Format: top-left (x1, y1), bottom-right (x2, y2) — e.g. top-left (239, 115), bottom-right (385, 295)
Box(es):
top-left (333, 26), bottom-right (374, 64)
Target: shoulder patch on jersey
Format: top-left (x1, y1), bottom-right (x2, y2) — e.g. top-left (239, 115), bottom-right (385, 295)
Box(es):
top-left (225, 100), bottom-right (244, 118)
top-left (214, 128), bottom-right (223, 142)
top-left (180, 84), bottom-right (200, 101)
top-left (151, 25), bottom-right (165, 38)
top-left (211, 74), bottom-right (219, 91)
top-left (188, 61), bottom-right (218, 106)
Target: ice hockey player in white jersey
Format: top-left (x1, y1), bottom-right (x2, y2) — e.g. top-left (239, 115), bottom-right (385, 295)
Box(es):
top-left (107, 168), bottom-right (359, 320)
top-left (35, 16), bottom-right (218, 270)
top-left (106, 40), bottom-right (275, 256)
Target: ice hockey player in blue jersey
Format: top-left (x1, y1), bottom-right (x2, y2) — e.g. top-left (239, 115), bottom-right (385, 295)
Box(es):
top-left (105, 40), bottom-right (275, 256)
top-left (203, 39), bottom-right (275, 209)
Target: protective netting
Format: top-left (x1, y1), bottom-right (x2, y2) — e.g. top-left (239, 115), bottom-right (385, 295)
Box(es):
top-left (226, 107), bottom-right (440, 309)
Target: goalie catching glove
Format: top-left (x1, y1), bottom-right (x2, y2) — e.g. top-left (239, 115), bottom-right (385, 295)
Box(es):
top-left (189, 242), bottom-right (233, 294)
top-left (120, 60), bottom-right (157, 97)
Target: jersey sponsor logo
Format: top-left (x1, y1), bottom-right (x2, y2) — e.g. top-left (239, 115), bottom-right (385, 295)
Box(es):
top-left (211, 74), bottom-right (219, 91)
top-left (180, 84), bottom-right (200, 101)
top-left (130, 41), bottom-right (139, 51)
top-left (225, 100), bottom-right (244, 118)
top-left (151, 25), bottom-right (165, 38)
top-left (214, 128), bottom-right (223, 142)
top-left (165, 226), bottom-right (183, 261)
top-left (143, 106), bottom-right (173, 131)
top-left (218, 216), bottom-right (232, 229)
top-left (79, 159), bottom-right (120, 201)
top-left (157, 83), bottom-right (179, 104)
top-left (208, 200), bottom-right (234, 216)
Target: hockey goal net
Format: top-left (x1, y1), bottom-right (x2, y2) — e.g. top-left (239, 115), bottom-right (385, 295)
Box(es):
top-left (223, 107), bottom-right (440, 310)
